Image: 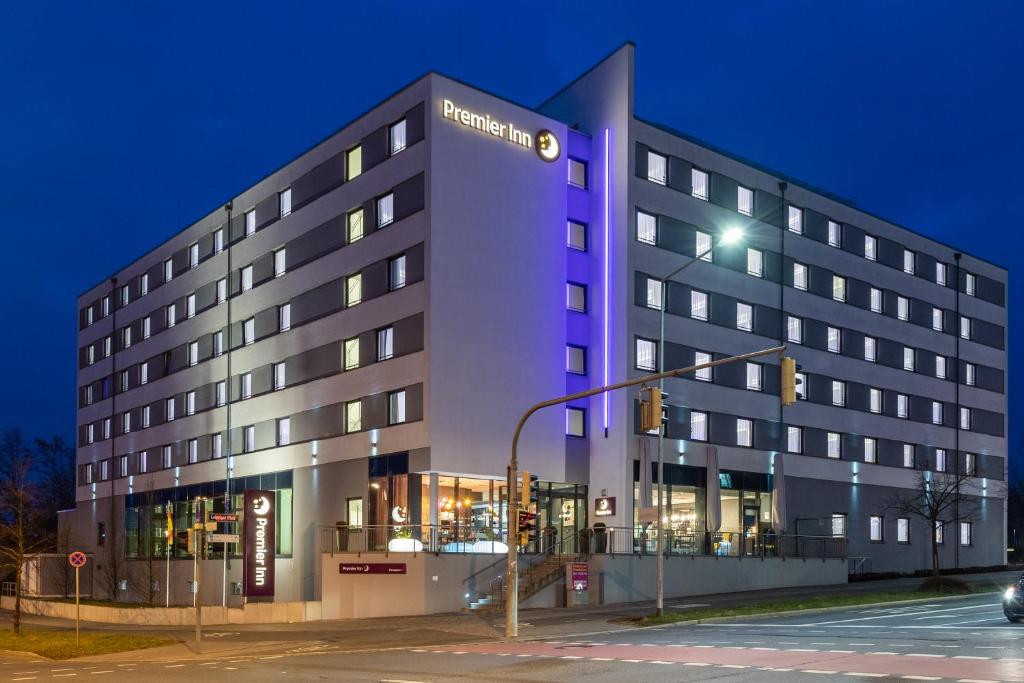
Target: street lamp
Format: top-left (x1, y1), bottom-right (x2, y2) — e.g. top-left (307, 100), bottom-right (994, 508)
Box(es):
top-left (654, 226), bottom-right (744, 617)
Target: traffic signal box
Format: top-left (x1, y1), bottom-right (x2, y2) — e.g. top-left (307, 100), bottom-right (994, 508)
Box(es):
top-left (517, 471), bottom-right (539, 547)
top-left (639, 386), bottom-right (662, 432)
top-left (781, 356), bottom-right (802, 406)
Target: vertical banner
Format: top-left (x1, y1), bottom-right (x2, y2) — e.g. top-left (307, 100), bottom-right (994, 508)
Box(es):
top-left (243, 489), bottom-right (275, 597)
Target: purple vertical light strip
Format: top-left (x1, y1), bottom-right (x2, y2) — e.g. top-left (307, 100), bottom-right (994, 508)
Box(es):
top-left (603, 128), bottom-right (611, 432)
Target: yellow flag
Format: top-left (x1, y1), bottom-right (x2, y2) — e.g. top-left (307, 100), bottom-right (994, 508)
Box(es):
top-left (166, 502), bottom-right (173, 543)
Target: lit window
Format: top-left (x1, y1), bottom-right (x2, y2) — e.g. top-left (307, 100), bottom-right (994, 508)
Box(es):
top-left (164, 258), bottom-right (173, 283)
top-left (965, 272), bottom-right (976, 296)
top-left (865, 234), bottom-right (877, 261)
top-left (166, 304), bottom-right (176, 328)
top-left (376, 193), bottom-right (394, 227)
top-left (936, 355), bottom-right (947, 379)
top-left (86, 424), bottom-right (95, 444)
top-left (903, 346), bottom-right (915, 371)
top-left (213, 228), bottom-right (224, 254)
top-left (636, 338), bottom-right (657, 371)
top-left (388, 389), bottom-right (407, 425)
top-left (277, 417), bottom-right (291, 446)
top-left (243, 317), bottom-right (255, 345)
top-left (244, 425), bottom-right (255, 453)
top-left (932, 401), bottom-right (943, 425)
top-left (377, 326), bottom-right (394, 361)
top-left (827, 326), bottom-right (841, 353)
top-left (960, 316), bottom-right (971, 340)
top-left (87, 345), bottom-right (95, 365)
top-left (566, 345), bottom-right (586, 374)
top-left (694, 351), bottom-right (712, 381)
top-left (142, 316), bottom-right (151, 339)
top-left (245, 209), bottom-right (256, 236)
top-left (903, 249), bottom-right (915, 274)
top-left (787, 426), bottom-right (802, 453)
top-left (186, 391), bottom-right (195, 416)
top-left (189, 242), bottom-right (199, 269)
top-left (343, 337), bottom-right (359, 371)
top-left (832, 513), bottom-right (847, 537)
top-left (118, 455), bottom-right (128, 478)
top-left (960, 522), bottom-right (972, 546)
top-left (747, 249), bottom-right (763, 277)
top-left (346, 273), bottom-right (362, 306)
top-left (897, 518), bottom-right (910, 543)
top-left (120, 284), bottom-right (129, 307)
top-left (691, 168), bottom-right (709, 200)
top-left (142, 406), bottom-right (150, 428)
top-left (346, 145), bottom-right (362, 180)
top-left (965, 362), bottom-right (976, 386)
top-left (123, 326), bottom-right (132, 349)
top-left (346, 400), bottom-right (362, 433)
top-left (936, 262), bottom-right (947, 286)
top-left (389, 119), bottom-right (407, 156)
top-left (831, 380), bottom-right (846, 406)
top-left (140, 364), bottom-right (148, 385)
top-left (828, 220), bottom-right (842, 247)
top-left (870, 287), bottom-right (882, 313)
top-left (736, 302), bottom-right (753, 332)
top-left (897, 296), bottom-right (909, 321)
top-left (188, 341), bottom-right (199, 366)
top-left (636, 211), bottom-right (657, 245)
top-left (274, 248), bottom-right (286, 277)
top-left (647, 151), bottom-right (667, 185)
top-left (122, 412), bottom-right (131, 434)
top-left (241, 265), bottom-right (253, 292)
top-left (568, 159), bottom-right (587, 188)
top-left (186, 293), bottom-right (196, 318)
top-left (567, 221), bottom-right (586, 250)
top-left (279, 303), bottom-right (291, 332)
top-left (86, 306), bottom-right (94, 326)
top-left (566, 407), bottom-right (585, 437)
top-left (279, 188), bottom-right (292, 217)
top-left (690, 411), bottom-right (708, 441)
top-left (119, 370), bottom-right (128, 392)
top-left (864, 437), bottom-right (877, 463)
top-left (215, 381), bottom-right (226, 407)
top-left (140, 273), bottom-right (149, 296)
top-left (832, 275), bottom-right (846, 302)
top-left (959, 407), bottom-right (971, 431)
top-left (162, 445), bottom-right (172, 468)
top-left (566, 283), bottom-right (586, 312)
top-left (646, 277), bottom-right (662, 309)
top-left (827, 432), bottom-right (841, 459)
top-left (935, 520), bottom-right (944, 544)
top-left (870, 388), bottom-right (882, 414)
top-left (936, 449), bottom-right (947, 473)
top-left (85, 385), bottom-right (93, 405)
top-left (691, 290), bottom-right (708, 320)
top-left (737, 186), bottom-right (754, 216)
top-left (736, 418), bottom-right (752, 447)
top-left (389, 254), bottom-right (407, 290)
top-left (787, 315), bottom-right (802, 344)
top-left (965, 452), bottom-right (976, 475)
top-left (273, 362), bottom-right (286, 390)
top-left (165, 398), bottom-right (175, 422)
top-left (696, 231), bottom-right (713, 261)
top-left (864, 336), bottom-right (876, 362)
top-left (241, 372), bottom-right (252, 399)
top-left (213, 330), bottom-right (224, 357)
top-left (746, 363), bottom-right (762, 391)
top-left (216, 278), bottom-right (227, 304)
top-left (212, 434), bottom-right (223, 459)
top-left (348, 208), bottom-right (364, 243)
top-left (788, 206), bottom-right (803, 234)
top-left (897, 393), bottom-right (909, 418)
top-left (793, 263), bottom-right (807, 290)
top-left (870, 515), bottom-right (883, 541)
top-left (932, 307), bottom-right (943, 331)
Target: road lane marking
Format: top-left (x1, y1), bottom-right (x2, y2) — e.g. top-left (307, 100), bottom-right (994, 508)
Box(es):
top-left (802, 670), bottom-right (839, 675)
top-left (906, 653), bottom-right (944, 657)
top-left (164, 665), bottom-right (185, 668)
top-left (901, 677), bottom-right (941, 681)
top-left (89, 672), bottom-right (113, 675)
top-left (844, 674), bottom-right (886, 678)
top-left (803, 602), bottom-right (999, 626)
top-left (952, 655), bottom-right (989, 659)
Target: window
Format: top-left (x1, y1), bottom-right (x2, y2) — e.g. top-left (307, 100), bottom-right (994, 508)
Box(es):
top-left (960, 407), bottom-right (972, 431)
top-left (241, 372), bottom-right (252, 399)
top-left (245, 209), bottom-right (256, 236)
top-left (567, 221), bottom-right (586, 250)
top-left (376, 193), bottom-right (394, 227)
top-left (832, 275), bottom-right (846, 302)
top-left (389, 119), bottom-right (407, 155)
top-left (827, 432), bottom-right (841, 459)
top-left (965, 362), bottom-right (976, 386)
top-left (865, 234), bottom-right (877, 260)
top-left (903, 249), bottom-right (916, 274)
top-left (347, 208), bottom-right (364, 243)
top-left (645, 277), bottom-right (662, 309)
top-left (831, 380), bottom-right (846, 406)
top-left (935, 520), bottom-right (944, 545)
top-left (736, 302), bottom-right (753, 332)
top-left (346, 145), bottom-right (362, 180)
top-left (213, 228), bottom-right (224, 254)
top-left (695, 230), bottom-right (713, 261)
top-left (143, 316), bottom-right (152, 339)
top-left (100, 460), bottom-right (109, 481)
top-left (274, 248), bottom-right (286, 277)
top-left (870, 388), bottom-right (882, 414)
top-left (691, 168), bottom-right (709, 200)
top-left (903, 443), bottom-right (915, 468)
top-left (870, 515), bottom-right (884, 542)
top-left (747, 249), bottom-right (763, 277)
top-left (215, 381), bottom-right (226, 407)
top-left (832, 513), bottom-right (847, 537)
top-left (118, 454), bottom-right (128, 478)
top-left (273, 362), bottom-right (286, 391)
top-left (213, 330), bottom-right (224, 357)
top-left (788, 206), bottom-right (803, 234)
top-left (746, 363), bottom-right (762, 391)
top-left (278, 303), bottom-right (291, 332)
top-left (690, 411), bottom-right (708, 441)
top-left (277, 417), bottom-right (291, 446)
top-left (123, 326), bottom-right (132, 349)
top-left (389, 254), bottom-right (407, 290)
top-left (85, 385), bottom-right (93, 405)
top-left (870, 287), bottom-right (882, 313)
top-left (166, 304), bottom-right (176, 328)
top-left (142, 406), bottom-right (151, 428)
top-left (343, 337), bottom-right (359, 371)
top-left (212, 434), bottom-right (223, 459)
top-left (647, 151), bottom-right (667, 185)
top-left (864, 437), bottom-right (877, 463)
top-left (737, 186), bottom-right (754, 216)
top-left (694, 351), bottom-right (712, 381)
top-left (243, 425), bottom-right (255, 453)
top-left (959, 522), bottom-right (972, 546)
top-left (86, 345), bottom-right (95, 366)
top-left (787, 316), bottom-right (802, 344)
top-left (164, 258), bottom-right (173, 283)
top-left (636, 338), bottom-right (657, 371)
top-left (189, 242), bottom-right (199, 269)
top-left (377, 326), bottom-right (394, 361)
top-left (85, 463), bottom-right (94, 485)
top-left (346, 273), bottom-right (362, 306)
top-left (86, 307), bottom-right (94, 326)
top-left (828, 220), bottom-right (842, 247)
top-left (279, 187), bottom-right (292, 217)
top-left (827, 326), bottom-right (841, 353)
top-left (241, 265), bottom-right (253, 292)
top-left (636, 211), bottom-right (657, 245)
top-left (691, 290), bottom-right (708, 320)
top-left (165, 398), bottom-right (175, 422)
top-left (216, 278), bottom-right (227, 304)
top-left (736, 418), bottom-right (753, 447)
top-left (960, 316), bottom-right (971, 340)
top-left (566, 407), bottom-right (585, 437)
top-left (936, 449), bottom-right (947, 473)
top-left (795, 372), bottom-right (806, 400)
top-left (188, 341), bottom-right (199, 366)
top-left (793, 262), bottom-right (807, 290)
top-left (932, 401), bottom-right (943, 425)
top-left (965, 452), bottom-right (976, 476)
top-left (787, 426), bottom-right (802, 453)
top-left (936, 262), bottom-right (947, 286)
top-left (897, 394), bottom-right (909, 418)
top-left (103, 336), bottom-right (112, 357)
top-left (187, 438), bottom-right (198, 464)
top-left (120, 284), bottom-right (129, 307)
top-left (897, 518), bottom-right (910, 543)
top-left (162, 445), bottom-right (172, 469)
top-left (243, 317), bottom-right (255, 345)
top-left (936, 355), bottom-right (947, 379)
top-left (932, 307), bottom-right (943, 331)
top-left (566, 283), bottom-right (586, 312)
top-left (864, 336), bottom-right (877, 362)
top-left (140, 272), bottom-right (149, 296)
top-left (346, 400), bottom-right (362, 433)
top-left (86, 424), bottom-right (94, 444)
top-left (897, 296), bottom-right (909, 321)
top-left (388, 390), bottom-right (406, 425)
top-left (965, 272), bottom-right (976, 296)
top-left (186, 293), bottom-right (196, 318)
top-left (566, 345), bottom-right (586, 374)
top-left (568, 159), bottom-right (587, 188)
top-left (903, 346), bottom-right (915, 372)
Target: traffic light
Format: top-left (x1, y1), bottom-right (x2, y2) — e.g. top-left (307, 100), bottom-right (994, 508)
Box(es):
top-left (639, 386), bottom-right (663, 432)
top-left (517, 510), bottom-right (538, 548)
top-left (781, 357), bottom-right (802, 406)
top-left (519, 471), bottom-right (538, 509)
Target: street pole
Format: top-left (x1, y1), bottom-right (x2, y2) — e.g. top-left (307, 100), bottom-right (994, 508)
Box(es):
top-left (223, 201), bottom-right (233, 608)
top-left (75, 566), bottom-right (80, 647)
top-left (194, 497), bottom-right (202, 654)
top-left (504, 462), bottom-right (518, 639)
top-left (505, 345), bottom-right (784, 637)
top-left (165, 499), bottom-right (171, 608)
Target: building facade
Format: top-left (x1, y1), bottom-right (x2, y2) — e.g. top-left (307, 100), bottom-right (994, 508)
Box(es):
top-left (64, 44), bottom-right (1007, 605)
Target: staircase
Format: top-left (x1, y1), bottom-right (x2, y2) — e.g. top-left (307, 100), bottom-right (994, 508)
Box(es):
top-left (466, 554), bottom-right (583, 612)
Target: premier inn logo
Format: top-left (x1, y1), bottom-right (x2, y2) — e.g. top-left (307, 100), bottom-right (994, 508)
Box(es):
top-left (441, 99), bottom-right (559, 162)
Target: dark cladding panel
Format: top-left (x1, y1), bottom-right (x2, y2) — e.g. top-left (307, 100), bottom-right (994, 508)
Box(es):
top-left (286, 215), bottom-right (346, 270)
top-left (393, 173), bottom-right (425, 222)
top-left (290, 280), bottom-right (344, 327)
top-left (634, 142), bottom-right (649, 179)
top-left (361, 125), bottom-right (389, 172)
top-left (405, 102), bottom-right (425, 146)
top-left (667, 155), bottom-right (691, 194)
top-left (291, 151), bottom-right (346, 210)
top-left (709, 173), bottom-right (737, 212)
top-left (254, 193), bottom-right (279, 231)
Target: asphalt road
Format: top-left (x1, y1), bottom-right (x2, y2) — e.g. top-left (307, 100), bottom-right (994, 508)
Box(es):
top-left (2, 591), bottom-right (1021, 682)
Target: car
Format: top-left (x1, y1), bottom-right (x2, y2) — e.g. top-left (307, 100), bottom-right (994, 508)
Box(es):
top-left (1003, 574), bottom-right (1024, 623)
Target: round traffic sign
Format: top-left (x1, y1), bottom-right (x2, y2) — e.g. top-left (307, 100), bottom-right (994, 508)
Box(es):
top-left (68, 551), bottom-right (87, 568)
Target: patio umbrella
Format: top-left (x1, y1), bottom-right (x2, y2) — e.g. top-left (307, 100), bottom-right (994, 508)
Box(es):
top-left (771, 452), bottom-right (787, 533)
top-left (706, 446), bottom-right (721, 532)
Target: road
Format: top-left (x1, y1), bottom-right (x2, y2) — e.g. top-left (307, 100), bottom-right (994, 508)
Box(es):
top-left (1, 592), bottom-right (1021, 682)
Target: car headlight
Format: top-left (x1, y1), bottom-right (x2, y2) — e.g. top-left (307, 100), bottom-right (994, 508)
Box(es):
top-left (1005, 587), bottom-right (1017, 601)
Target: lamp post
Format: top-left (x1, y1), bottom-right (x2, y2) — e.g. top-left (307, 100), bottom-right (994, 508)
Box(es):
top-left (655, 227), bottom-right (743, 617)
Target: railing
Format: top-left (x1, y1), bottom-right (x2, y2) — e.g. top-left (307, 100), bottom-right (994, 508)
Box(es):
top-left (320, 524), bottom-right (513, 556)
top-left (584, 527), bottom-right (847, 560)
top-left (848, 556), bottom-right (873, 575)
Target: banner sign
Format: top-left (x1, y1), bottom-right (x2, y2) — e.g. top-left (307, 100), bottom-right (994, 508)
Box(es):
top-left (339, 563), bottom-right (407, 575)
top-left (569, 562), bottom-right (589, 591)
top-left (208, 512), bottom-right (239, 523)
top-left (243, 489), bottom-right (275, 597)
top-left (594, 496), bottom-right (616, 517)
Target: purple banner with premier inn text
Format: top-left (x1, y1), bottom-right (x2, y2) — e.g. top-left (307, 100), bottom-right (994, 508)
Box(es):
top-left (243, 489), bottom-right (275, 597)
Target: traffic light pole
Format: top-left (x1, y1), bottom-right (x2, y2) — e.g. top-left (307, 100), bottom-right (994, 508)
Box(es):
top-left (504, 344), bottom-right (786, 638)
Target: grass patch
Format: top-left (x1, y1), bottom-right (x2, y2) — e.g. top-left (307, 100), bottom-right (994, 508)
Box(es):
top-left (919, 576), bottom-right (973, 594)
top-left (630, 589), bottom-right (972, 627)
top-left (0, 629), bottom-right (174, 659)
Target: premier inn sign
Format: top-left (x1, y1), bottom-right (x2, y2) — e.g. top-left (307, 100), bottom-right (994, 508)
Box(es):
top-left (243, 489), bottom-right (275, 597)
top-left (441, 99), bottom-right (559, 162)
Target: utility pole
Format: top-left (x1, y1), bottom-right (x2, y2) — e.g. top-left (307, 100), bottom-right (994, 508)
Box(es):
top-left (194, 496), bottom-right (203, 653)
top-left (222, 200), bottom-right (234, 608)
